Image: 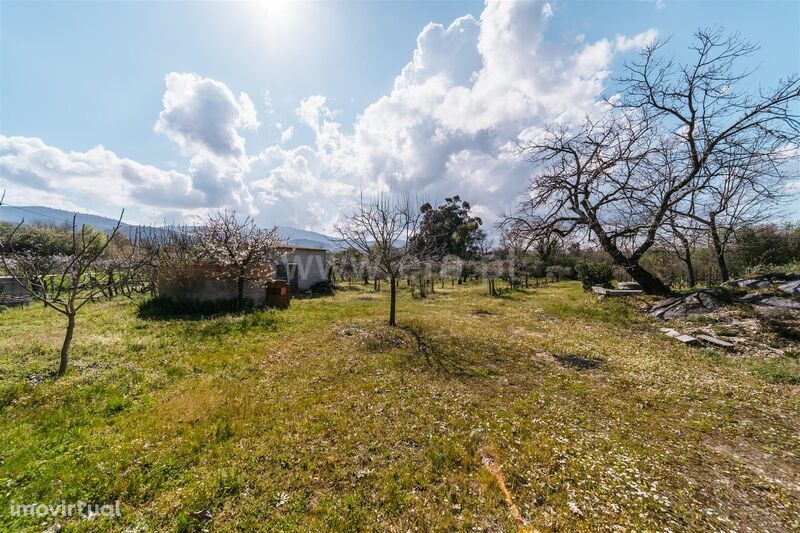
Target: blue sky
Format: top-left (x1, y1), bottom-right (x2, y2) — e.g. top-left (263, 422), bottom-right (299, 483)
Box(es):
top-left (1, 0), bottom-right (798, 231)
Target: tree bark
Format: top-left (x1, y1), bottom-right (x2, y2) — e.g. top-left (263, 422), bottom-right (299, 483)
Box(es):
top-left (58, 313), bottom-right (75, 377)
top-left (389, 276), bottom-right (397, 326)
top-left (708, 216), bottom-right (729, 282)
top-left (684, 252), bottom-right (696, 288)
top-left (237, 275), bottom-right (245, 306)
top-left (622, 263), bottom-right (670, 295)
top-left (589, 222), bottom-right (671, 295)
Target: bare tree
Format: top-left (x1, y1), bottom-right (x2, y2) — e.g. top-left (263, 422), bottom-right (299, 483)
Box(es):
top-left (335, 194), bottom-right (423, 326)
top-left (198, 211), bottom-right (289, 306)
top-left (0, 212), bottom-right (144, 376)
top-left (675, 137), bottom-right (796, 281)
top-left (504, 29), bottom-right (799, 295)
top-left (658, 210), bottom-right (704, 287)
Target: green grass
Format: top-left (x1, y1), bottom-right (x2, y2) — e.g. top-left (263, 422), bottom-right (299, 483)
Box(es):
top-left (0, 282), bottom-right (798, 531)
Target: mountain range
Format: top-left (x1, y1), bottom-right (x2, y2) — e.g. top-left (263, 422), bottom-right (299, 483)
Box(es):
top-left (0, 205), bottom-right (339, 251)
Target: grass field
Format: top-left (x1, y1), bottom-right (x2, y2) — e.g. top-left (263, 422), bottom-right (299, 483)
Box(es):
top-left (1, 282), bottom-right (798, 531)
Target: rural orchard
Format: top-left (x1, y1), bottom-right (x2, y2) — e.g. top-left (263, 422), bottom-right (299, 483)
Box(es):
top-left (1, 1), bottom-right (799, 531)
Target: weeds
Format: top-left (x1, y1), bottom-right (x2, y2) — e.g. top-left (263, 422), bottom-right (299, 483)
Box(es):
top-left (0, 282), bottom-right (797, 530)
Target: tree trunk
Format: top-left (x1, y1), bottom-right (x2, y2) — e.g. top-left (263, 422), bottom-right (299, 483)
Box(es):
top-left (592, 229), bottom-right (670, 295)
top-left (237, 275), bottom-right (245, 306)
top-left (709, 216), bottom-right (729, 282)
top-left (58, 313), bottom-right (75, 377)
top-left (683, 251), bottom-right (696, 288)
top-left (389, 276), bottom-right (397, 326)
top-left (622, 263), bottom-right (670, 295)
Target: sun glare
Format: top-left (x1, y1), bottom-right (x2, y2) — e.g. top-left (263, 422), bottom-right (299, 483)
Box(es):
top-left (251, 0), bottom-right (298, 34)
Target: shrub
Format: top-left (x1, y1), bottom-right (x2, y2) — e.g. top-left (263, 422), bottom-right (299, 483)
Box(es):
top-left (545, 265), bottom-right (574, 281)
top-left (575, 261), bottom-right (614, 291)
top-left (137, 296), bottom-right (255, 320)
top-left (310, 280), bottom-right (335, 294)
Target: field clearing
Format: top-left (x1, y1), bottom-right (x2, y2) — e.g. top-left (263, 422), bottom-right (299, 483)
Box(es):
top-left (0, 282), bottom-right (798, 531)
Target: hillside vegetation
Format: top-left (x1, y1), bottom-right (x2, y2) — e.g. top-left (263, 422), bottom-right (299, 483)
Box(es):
top-left (1, 283), bottom-right (798, 531)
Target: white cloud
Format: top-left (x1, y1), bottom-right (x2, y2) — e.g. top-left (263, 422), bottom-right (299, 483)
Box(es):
top-left (279, 126), bottom-right (294, 144)
top-left (2, 0), bottom-right (659, 232)
top-left (263, 90), bottom-right (275, 115)
top-left (154, 72), bottom-right (259, 160)
top-left (615, 29), bottom-right (658, 52)
top-left (0, 135), bottom-right (205, 210)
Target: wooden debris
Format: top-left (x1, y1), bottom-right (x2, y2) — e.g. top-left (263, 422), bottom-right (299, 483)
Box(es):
top-left (696, 334), bottom-right (735, 351)
top-left (659, 328), bottom-right (680, 338)
top-left (675, 334), bottom-right (698, 345)
top-left (592, 286), bottom-right (643, 297)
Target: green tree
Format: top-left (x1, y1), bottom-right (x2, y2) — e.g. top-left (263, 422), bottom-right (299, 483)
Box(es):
top-left (411, 196), bottom-right (485, 260)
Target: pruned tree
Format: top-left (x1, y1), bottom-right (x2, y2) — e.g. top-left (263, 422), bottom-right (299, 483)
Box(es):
top-left (0, 212), bottom-right (144, 376)
top-left (504, 28), bottom-right (800, 295)
top-left (440, 255), bottom-right (464, 287)
top-left (197, 211), bottom-right (289, 306)
top-left (335, 193), bottom-right (424, 326)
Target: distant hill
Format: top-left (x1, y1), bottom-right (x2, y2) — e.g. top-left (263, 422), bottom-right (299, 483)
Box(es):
top-left (0, 205), bottom-right (339, 251)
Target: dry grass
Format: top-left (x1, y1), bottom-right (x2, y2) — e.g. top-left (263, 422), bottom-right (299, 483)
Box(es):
top-left (0, 281), bottom-right (798, 531)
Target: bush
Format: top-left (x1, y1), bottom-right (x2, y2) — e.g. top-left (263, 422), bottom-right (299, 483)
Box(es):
top-left (575, 262), bottom-right (614, 291)
top-left (137, 297), bottom-right (255, 320)
top-left (545, 265), bottom-right (574, 281)
top-left (310, 280), bottom-right (335, 294)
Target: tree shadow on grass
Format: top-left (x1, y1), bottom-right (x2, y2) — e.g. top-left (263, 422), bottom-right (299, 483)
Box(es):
top-left (399, 324), bottom-right (492, 378)
top-left (137, 296), bottom-right (286, 321)
top-left (553, 354), bottom-right (603, 370)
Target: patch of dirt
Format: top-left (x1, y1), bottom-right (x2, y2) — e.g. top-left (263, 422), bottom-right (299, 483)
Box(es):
top-left (337, 326), bottom-right (370, 339)
top-left (553, 354), bottom-right (602, 370)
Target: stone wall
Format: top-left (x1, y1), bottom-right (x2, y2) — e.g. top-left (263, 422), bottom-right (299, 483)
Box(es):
top-left (156, 249), bottom-right (327, 303)
top-left (156, 265), bottom-right (271, 305)
top-left (0, 276), bottom-right (30, 301)
top-left (277, 249), bottom-right (327, 291)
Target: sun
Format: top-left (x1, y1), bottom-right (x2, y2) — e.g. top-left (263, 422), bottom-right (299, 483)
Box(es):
top-left (251, 0), bottom-right (298, 33)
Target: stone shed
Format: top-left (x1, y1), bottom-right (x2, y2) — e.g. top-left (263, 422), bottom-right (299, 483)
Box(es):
top-left (0, 276), bottom-right (30, 305)
top-left (156, 246), bottom-right (328, 304)
top-left (275, 246), bottom-right (328, 292)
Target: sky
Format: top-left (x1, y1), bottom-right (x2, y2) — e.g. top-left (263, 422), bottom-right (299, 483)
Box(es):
top-left (1, 0), bottom-right (798, 233)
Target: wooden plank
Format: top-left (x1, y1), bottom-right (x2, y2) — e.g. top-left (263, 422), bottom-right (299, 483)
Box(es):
top-left (603, 289), bottom-right (643, 297)
top-left (696, 334), bottom-right (735, 350)
top-left (675, 334), bottom-right (698, 345)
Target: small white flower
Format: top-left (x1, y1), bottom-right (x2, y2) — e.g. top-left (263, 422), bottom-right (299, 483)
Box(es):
top-left (568, 501), bottom-right (583, 516)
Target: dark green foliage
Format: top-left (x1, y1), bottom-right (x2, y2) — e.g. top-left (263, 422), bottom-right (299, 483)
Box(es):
top-left (137, 297), bottom-right (256, 319)
top-left (734, 224), bottom-right (800, 269)
top-left (575, 261), bottom-right (614, 291)
top-left (411, 196), bottom-right (485, 259)
top-left (2, 222), bottom-right (106, 255)
top-left (309, 280), bottom-right (335, 294)
top-left (545, 264), bottom-right (574, 281)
